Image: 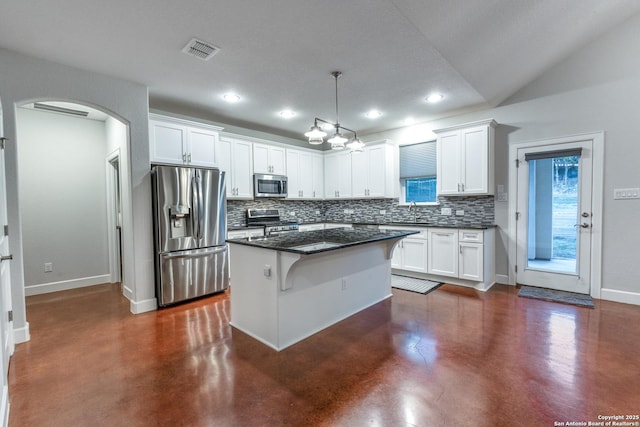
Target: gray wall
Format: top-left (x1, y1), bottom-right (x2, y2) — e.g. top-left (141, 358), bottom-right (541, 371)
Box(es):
top-left (366, 13), bottom-right (640, 295)
top-left (16, 108), bottom-right (110, 291)
top-left (0, 47), bottom-right (153, 342)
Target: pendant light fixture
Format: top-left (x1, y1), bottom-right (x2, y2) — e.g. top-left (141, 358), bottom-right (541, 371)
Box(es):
top-left (304, 71), bottom-right (365, 152)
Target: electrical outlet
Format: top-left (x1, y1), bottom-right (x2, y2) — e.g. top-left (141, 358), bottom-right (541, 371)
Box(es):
top-left (441, 208), bottom-right (452, 216)
top-left (290, 211), bottom-right (296, 216)
top-left (456, 210), bottom-right (465, 216)
top-left (315, 210), bottom-right (321, 215)
top-left (44, 262), bottom-right (53, 273)
top-left (263, 265), bottom-right (271, 278)
top-left (379, 209), bottom-right (386, 214)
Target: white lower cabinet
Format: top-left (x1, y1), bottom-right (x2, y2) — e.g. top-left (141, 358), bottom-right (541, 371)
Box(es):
top-left (458, 230), bottom-right (484, 281)
top-left (428, 228), bottom-right (486, 280)
top-left (381, 226), bottom-right (427, 273)
top-left (385, 225), bottom-right (493, 291)
top-left (427, 228), bottom-right (459, 277)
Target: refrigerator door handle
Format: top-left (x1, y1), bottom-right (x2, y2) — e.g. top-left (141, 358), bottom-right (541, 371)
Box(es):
top-left (191, 173), bottom-right (201, 242)
top-left (162, 246), bottom-right (227, 260)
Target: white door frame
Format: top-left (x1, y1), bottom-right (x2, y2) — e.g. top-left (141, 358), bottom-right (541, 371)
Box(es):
top-left (508, 132), bottom-right (604, 298)
top-left (106, 148), bottom-right (122, 284)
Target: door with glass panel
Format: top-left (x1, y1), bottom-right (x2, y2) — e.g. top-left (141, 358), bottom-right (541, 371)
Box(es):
top-left (516, 140), bottom-right (592, 294)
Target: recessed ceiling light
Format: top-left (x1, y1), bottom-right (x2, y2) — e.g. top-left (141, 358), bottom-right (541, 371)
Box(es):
top-left (365, 110), bottom-right (382, 119)
top-left (279, 109), bottom-right (296, 119)
top-left (404, 117), bottom-right (416, 125)
top-left (426, 93), bottom-right (444, 103)
top-left (222, 93), bottom-right (241, 103)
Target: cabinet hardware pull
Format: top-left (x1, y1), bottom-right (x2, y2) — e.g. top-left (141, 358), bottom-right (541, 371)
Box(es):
top-left (0, 254), bottom-right (13, 262)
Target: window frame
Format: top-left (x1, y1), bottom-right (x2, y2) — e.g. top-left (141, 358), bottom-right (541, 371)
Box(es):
top-left (398, 140), bottom-right (439, 206)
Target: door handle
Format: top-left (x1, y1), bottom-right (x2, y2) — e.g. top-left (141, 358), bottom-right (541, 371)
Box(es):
top-left (0, 255), bottom-right (13, 262)
top-left (581, 212), bottom-right (591, 218)
top-left (574, 223), bottom-right (590, 228)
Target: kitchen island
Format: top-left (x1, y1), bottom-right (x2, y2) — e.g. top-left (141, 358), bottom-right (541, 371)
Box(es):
top-left (227, 227), bottom-right (418, 351)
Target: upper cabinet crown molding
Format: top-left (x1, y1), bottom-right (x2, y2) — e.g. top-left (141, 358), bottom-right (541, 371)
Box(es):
top-left (433, 118), bottom-right (497, 134)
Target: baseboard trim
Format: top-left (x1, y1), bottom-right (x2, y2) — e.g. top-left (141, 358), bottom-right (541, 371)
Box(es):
top-left (496, 274), bottom-right (510, 285)
top-left (25, 274), bottom-right (111, 296)
top-left (600, 288), bottom-right (640, 306)
top-left (13, 322), bottom-right (30, 344)
top-left (130, 298), bottom-right (157, 314)
top-left (1, 385), bottom-right (8, 427)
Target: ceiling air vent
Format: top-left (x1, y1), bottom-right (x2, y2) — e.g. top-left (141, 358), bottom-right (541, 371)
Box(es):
top-left (182, 38), bottom-right (220, 61)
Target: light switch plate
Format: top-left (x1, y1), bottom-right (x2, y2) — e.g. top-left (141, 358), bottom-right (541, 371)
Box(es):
top-left (441, 208), bottom-right (452, 216)
top-left (613, 188), bottom-right (640, 199)
top-left (456, 210), bottom-right (465, 216)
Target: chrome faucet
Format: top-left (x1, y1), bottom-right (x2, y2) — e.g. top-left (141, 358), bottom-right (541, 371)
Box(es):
top-left (408, 201), bottom-right (417, 223)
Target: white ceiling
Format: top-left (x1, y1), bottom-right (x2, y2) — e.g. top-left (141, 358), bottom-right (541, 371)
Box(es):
top-left (1, 0), bottom-right (639, 140)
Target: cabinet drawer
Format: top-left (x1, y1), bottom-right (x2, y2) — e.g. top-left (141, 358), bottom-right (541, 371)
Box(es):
top-left (459, 229), bottom-right (483, 243)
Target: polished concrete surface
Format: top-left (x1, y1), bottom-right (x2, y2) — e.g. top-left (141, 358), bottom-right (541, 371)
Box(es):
top-left (9, 283), bottom-right (640, 426)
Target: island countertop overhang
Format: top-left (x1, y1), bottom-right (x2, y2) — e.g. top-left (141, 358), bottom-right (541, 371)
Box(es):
top-left (226, 227), bottom-right (419, 255)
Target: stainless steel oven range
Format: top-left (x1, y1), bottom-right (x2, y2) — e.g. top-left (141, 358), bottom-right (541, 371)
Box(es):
top-left (246, 209), bottom-right (299, 236)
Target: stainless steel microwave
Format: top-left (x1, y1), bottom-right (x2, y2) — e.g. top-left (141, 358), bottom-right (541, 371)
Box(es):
top-left (254, 174), bottom-right (287, 198)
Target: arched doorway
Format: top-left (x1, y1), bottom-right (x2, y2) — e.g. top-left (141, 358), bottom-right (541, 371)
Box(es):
top-left (15, 100), bottom-right (133, 301)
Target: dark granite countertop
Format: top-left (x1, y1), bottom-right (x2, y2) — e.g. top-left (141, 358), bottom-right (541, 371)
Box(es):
top-left (226, 227), bottom-right (419, 255)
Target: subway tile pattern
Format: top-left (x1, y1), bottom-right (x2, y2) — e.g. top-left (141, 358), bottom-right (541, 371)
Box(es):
top-left (227, 196), bottom-right (494, 227)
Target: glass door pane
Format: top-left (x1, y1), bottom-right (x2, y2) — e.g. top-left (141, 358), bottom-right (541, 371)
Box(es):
top-left (526, 155), bottom-right (579, 275)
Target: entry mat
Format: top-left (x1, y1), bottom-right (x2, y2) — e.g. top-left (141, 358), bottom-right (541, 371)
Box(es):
top-left (391, 275), bottom-right (442, 295)
top-left (518, 285), bottom-right (595, 308)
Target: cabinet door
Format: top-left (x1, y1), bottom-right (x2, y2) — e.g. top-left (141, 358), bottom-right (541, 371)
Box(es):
top-left (461, 126), bottom-right (488, 194)
top-left (217, 138), bottom-right (233, 197)
top-left (311, 154), bottom-right (324, 198)
top-left (459, 243), bottom-right (483, 281)
top-left (367, 145), bottom-right (387, 197)
top-left (286, 150), bottom-right (301, 199)
top-left (336, 152), bottom-right (352, 198)
top-left (150, 120), bottom-right (187, 164)
top-left (324, 154), bottom-right (339, 198)
top-left (299, 152), bottom-right (314, 198)
top-left (269, 146), bottom-right (286, 175)
top-left (390, 240), bottom-right (403, 269)
top-left (428, 229), bottom-right (458, 277)
top-left (437, 131), bottom-right (461, 195)
top-left (351, 151), bottom-right (368, 197)
top-left (253, 144), bottom-right (270, 174)
top-left (402, 238), bottom-right (427, 272)
top-left (233, 140), bottom-right (254, 198)
top-left (188, 127), bottom-right (218, 167)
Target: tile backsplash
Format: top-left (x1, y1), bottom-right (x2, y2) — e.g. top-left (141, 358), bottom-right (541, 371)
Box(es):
top-left (228, 196), bottom-right (494, 227)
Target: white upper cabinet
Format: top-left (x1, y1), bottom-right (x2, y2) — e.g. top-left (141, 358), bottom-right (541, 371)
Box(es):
top-left (149, 114), bottom-right (222, 167)
top-left (217, 136), bottom-right (254, 199)
top-left (287, 148), bottom-right (324, 199)
top-left (351, 141), bottom-right (398, 198)
top-left (254, 143), bottom-right (286, 175)
top-left (324, 150), bottom-right (352, 199)
top-left (435, 119), bottom-right (496, 196)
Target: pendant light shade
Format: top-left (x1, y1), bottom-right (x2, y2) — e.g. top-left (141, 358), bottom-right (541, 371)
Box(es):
top-left (304, 121), bottom-right (327, 140)
top-left (347, 136), bottom-right (365, 153)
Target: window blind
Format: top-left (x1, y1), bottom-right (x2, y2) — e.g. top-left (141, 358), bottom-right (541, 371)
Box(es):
top-left (525, 148), bottom-right (582, 161)
top-left (399, 141), bottom-right (436, 179)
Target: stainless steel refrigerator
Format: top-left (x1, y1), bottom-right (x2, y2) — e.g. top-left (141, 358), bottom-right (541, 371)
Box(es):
top-left (151, 165), bottom-right (229, 307)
